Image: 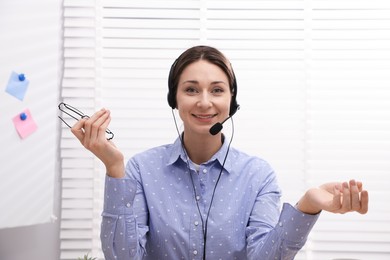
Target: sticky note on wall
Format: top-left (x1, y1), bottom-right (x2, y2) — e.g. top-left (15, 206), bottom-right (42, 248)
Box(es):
top-left (5, 71), bottom-right (29, 101)
top-left (12, 109), bottom-right (37, 139)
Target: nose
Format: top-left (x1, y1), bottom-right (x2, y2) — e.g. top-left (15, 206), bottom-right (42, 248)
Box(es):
top-left (197, 91), bottom-right (212, 108)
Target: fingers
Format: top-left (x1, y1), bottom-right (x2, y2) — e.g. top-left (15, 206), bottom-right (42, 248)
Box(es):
top-left (340, 182), bottom-right (351, 213)
top-left (338, 179), bottom-right (369, 214)
top-left (84, 109), bottom-right (111, 143)
top-left (358, 190), bottom-right (369, 214)
top-left (332, 184), bottom-right (342, 210)
top-left (70, 108), bottom-right (111, 147)
top-left (349, 180), bottom-right (361, 211)
top-left (71, 117), bottom-right (88, 142)
top-left (357, 181), bottom-right (363, 192)
top-left (355, 181), bottom-right (369, 214)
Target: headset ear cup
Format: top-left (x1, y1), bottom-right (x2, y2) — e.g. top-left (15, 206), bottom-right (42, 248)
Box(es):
top-left (229, 100), bottom-right (239, 116)
top-left (168, 87), bottom-right (177, 109)
top-left (230, 102), bottom-right (239, 116)
top-left (167, 92), bottom-right (175, 109)
top-left (167, 59), bottom-right (178, 109)
top-left (229, 73), bottom-right (239, 116)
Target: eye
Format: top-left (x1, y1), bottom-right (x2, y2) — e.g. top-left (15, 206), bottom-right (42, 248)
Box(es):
top-left (185, 87), bottom-right (198, 94)
top-left (212, 87), bottom-right (225, 94)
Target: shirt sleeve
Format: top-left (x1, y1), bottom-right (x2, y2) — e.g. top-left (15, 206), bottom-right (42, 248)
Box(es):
top-left (100, 174), bottom-right (148, 260)
top-left (247, 202), bottom-right (320, 260)
top-left (244, 159), bottom-right (320, 260)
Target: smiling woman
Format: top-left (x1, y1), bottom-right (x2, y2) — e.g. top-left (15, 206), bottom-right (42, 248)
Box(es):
top-left (68, 45), bottom-right (368, 260)
top-left (60, 1), bottom-right (390, 259)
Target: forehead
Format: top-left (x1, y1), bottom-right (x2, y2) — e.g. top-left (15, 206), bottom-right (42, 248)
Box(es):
top-left (179, 60), bottom-right (229, 80)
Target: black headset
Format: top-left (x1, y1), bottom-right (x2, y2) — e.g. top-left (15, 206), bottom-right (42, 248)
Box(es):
top-left (167, 58), bottom-right (239, 116)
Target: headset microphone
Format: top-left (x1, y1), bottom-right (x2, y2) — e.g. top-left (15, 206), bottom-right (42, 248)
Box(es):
top-left (209, 105), bottom-right (240, 135)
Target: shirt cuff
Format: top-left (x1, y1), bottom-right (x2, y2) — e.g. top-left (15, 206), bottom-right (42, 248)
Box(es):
top-left (103, 175), bottom-right (137, 215)
top-left (277, 203), bottom-right (320, 245)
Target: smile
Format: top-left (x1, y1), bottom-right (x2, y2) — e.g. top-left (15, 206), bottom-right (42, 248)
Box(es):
top-left (193, 114), bottom-right (217, 119)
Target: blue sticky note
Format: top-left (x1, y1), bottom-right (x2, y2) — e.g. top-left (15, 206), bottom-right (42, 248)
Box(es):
top-left (5, 71), bottom-right (29, 101)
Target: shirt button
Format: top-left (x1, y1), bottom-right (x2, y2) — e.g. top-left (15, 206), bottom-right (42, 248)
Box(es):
top-left (202, 169), bottom-right (207, 174)
top-left (193, 250), bottom-right (198, 255)
top-left (126, 203), bottom-right (131, 208)
top-left (196, 195), bottom-right (200, 201)
top-left (194, 221), bottom-right (199, 226)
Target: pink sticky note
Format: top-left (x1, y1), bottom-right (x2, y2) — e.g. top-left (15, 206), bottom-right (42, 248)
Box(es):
top-left (12, 109), bottom-right (38, 139)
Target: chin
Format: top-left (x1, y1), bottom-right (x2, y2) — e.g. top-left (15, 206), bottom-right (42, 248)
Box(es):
top-left (186, 126), bottom-right (213, 136)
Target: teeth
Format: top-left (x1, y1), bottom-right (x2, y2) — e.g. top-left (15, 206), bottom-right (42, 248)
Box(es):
top-left (196, 115), bottom-right (213, 119)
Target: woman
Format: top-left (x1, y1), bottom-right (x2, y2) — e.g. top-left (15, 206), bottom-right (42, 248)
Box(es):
top-left (71, 46), bottom-right (369, 260)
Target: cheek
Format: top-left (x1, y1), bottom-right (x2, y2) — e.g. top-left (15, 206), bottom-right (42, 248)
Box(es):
top-left (175, 99), bottom-right (188, 118)
top-left (223, 96), bottom-right (233, 113)
top-left (175, 93), bottom-right (192, 110)
top-left (177, 107), bottom-right (190, 124)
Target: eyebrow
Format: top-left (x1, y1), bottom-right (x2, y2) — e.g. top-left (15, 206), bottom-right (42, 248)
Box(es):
top-left (182, 80), bottom-right (228, 85)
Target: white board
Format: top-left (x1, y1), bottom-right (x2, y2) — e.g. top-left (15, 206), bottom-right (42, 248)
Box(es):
top-left (0, 0), bottom-right (60, 228)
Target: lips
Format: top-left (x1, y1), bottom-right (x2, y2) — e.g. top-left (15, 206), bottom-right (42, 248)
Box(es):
top-left (193, 114), bottom-right (217, 119)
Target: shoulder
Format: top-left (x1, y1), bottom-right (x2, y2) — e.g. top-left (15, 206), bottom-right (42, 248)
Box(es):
top-left (124, 143), bottom-right (175, 179)
top-left (227, 147), bottom-right (280, 194)
top-left (228, 146), bottom-right (273, 172)
top-left (129, 143), bottom-right (173, 164)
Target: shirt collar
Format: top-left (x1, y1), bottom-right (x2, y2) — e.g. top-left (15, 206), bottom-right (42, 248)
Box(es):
top-left (167, 134), bottom-right (233, 174)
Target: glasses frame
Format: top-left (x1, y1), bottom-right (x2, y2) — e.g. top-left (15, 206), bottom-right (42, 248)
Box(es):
top-left (58, 102), bottom-right (114, 140)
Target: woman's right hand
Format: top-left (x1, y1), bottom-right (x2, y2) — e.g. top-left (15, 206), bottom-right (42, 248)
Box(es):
top-left (71, 108), bottom-right (125, 178)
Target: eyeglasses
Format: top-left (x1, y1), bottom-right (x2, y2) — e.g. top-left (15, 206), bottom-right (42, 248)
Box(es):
top-left (58, 102), bottom-right (114, 140)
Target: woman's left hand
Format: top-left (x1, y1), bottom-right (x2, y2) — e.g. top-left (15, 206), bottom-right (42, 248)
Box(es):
top-left (297, 179), bottom-right (369, 215)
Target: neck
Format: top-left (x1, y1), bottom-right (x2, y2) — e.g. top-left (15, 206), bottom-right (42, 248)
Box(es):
top-left (183, 132), bottom-right (223, 165)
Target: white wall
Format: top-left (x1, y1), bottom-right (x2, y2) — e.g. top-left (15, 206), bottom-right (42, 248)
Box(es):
top-left (0, 0), bottom-right (61, 259)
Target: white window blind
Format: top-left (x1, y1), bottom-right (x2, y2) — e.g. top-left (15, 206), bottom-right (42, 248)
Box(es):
top-left (301, 1), bottom-right (390, 259)
top-left (60, 0), bottom-right (98, 259)
top-left (60, 0), bottom-right (390, 259)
